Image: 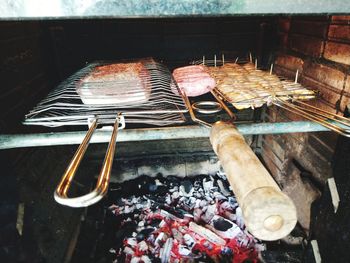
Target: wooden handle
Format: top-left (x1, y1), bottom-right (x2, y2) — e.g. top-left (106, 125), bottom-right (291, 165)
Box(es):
top-left (210, 121), bottom-right (297, 241)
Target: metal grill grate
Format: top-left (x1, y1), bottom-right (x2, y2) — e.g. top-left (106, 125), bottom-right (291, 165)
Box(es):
top-left (191, 57), bottom-right (315, 109)
top-left (24, 59), bottom-right (187, 127)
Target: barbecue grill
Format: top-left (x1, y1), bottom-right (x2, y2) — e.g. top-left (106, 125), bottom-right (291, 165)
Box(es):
top-left (1, 2), bottom-right (350, 262)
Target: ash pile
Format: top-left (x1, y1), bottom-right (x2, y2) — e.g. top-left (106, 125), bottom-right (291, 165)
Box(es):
top-left (108, 173), bottom-right (265, 263)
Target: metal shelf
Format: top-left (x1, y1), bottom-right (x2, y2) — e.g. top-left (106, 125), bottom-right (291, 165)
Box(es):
top-left (1, 0), bottom-right (349, 20)
top-left (0, 121), bottom-right (330, 150)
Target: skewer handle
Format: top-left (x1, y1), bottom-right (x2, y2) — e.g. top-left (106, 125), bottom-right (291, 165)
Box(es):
top-left (210, 121), bottom-right (297, 241)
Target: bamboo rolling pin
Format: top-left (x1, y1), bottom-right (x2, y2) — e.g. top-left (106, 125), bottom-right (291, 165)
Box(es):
top-left (210, 121), bottom-right (297, 241)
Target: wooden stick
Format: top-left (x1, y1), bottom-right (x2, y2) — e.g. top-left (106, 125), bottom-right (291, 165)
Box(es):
top-left (295, 70), bottom-right (299, 83)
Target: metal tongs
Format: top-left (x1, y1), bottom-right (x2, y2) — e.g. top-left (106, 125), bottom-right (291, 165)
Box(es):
top-left (54, 114), bottom-right (124, 207)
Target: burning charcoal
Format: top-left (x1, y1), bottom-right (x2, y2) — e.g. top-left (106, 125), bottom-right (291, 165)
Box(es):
top-left (216, 170), bottom-right (227, 180)
top-left (203, 178), bottom-right (214, 193)
top-left (169, 186), bottom-right (179, 193)
top-left (155, 232), bottom-right (167, 247)
top-left (194, 180), bottom-right (202, 188)
top-left (178, 196), bottom-right (186, 203)
top-left (159, 219), bottom-right (167, 228)
top-left (194, 191), bottom-right (202, 198)
top-left (178, 225), bottom-right (188, 234)
top-left (135, 198), bottom-right (151, 210)
top-left (183, 197), bottom-right (196, 211)
top-left (147, 234), bottom-right (155, 244)
top-left (140, 227), bottom-right (155, 237)
top-left (180, 180), bottom-right (194, 197)
top-left (201, 204), bottom-right (216, 223)
top-left (160, 208), bottom-right (186, 221)
top-left (136, 228), bottom-right (155, 241)
top-left (149, 217), bottom-right (162, 228)
top-left (254, 243), bottom-right (266, 252)
top-left (140, 255), bottom-right (152, 263)
top-left (204, 195), bottom-right (214, 203)
top-left (138, 240), bottom-right (148, 252)
top-left (189, 222), bottom-right (226, 246)
top-left (228, 196), bottom-right (238, 207)
top-left (123, 246), bottom-right (135, 256)
top-left (160, 238), bottom-right (173, 263)
top-left (199, 200), bottom-right (208, 208)
top-left (171, 228), bottom-right (183, 242)
top-left (130, 257), bottom-right (141, 263)
top-left (206, 215), bottom-right (242, 239)
top-left (124, 205), bottom-right (135, 214)
top-left (155, 179), bottom-right (163, 186)
top-left (110, 173), bottom-right (262, 263)
top-left (213, 191), bottom-right (227, 201)
top-left (171, 191), bottom-right (180, 200)
top-left (221, 246), bottom-right (233, 256)
top-left (126, 238), bottom-right (138, 247)
top-left (193, 207), bottom-right (202, 222)
top-left (183, 234), bottom-right (196, 249)
top-left (178, 245), bottom-right (191, 256)
top-left (165, 194), bottom-right (172, 205)
top-left (217, 180), bottom-right (231, 197)
top-left (136, 233), bottom-right (145, 242)
top-left (235, 207), bottom-right (245, 228)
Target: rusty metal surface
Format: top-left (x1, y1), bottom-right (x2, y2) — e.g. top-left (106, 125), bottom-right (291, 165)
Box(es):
top-left (0, 121), bottom-right (330, 150)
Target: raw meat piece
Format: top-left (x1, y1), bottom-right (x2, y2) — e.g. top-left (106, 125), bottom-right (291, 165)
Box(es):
top-left (173, 65), bottom-right (216, 97)
top-left (76, 62), bottom-right (151, 105)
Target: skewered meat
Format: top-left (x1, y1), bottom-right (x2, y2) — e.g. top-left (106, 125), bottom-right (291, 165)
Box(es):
top-left (207, 63), bottom-right (314, 109)
top-left (173, 65), bottom-right (216, 97)
top-left (76, 62), bottom-right (151, 105)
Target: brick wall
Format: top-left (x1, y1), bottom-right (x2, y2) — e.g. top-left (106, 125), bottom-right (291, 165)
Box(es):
top-left (261, 15), bottom-right (350, 232)
top-left (0, 22), bottom-right (56, 133)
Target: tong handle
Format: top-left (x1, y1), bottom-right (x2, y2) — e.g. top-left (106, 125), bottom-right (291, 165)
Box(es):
top-left (181, 90), bottom-right (236, 128)
top-left (54, 117), bottom-right (119, 207)
top-left (274, 98), bottom-right (350, 137)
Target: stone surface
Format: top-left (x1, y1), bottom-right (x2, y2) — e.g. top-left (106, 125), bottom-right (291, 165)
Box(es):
top-left (275, 54), bottom-right (304, 72)
top-left (303, 61), bottom-right (346, 92)
top-left (289, 34), bottom-right (324, 57)
top-left (340, 95), bottom-right (350, 112)
top-left (331, 15), bottom-right (350, 22)
top-left (328, 25), bottom-right (350, 42)
top-left (290, 19), bottom-right (327, 37)
top-left (261, 151), bottom-right (281, 182)
top-left (263, 134), bottom-right (286, 161)
top-left (282, 162), bottom-right (321, 232)
top-left (301, 77), bottom-right (341, 110)
top-left (324, 41), bottom-right (350, 65)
